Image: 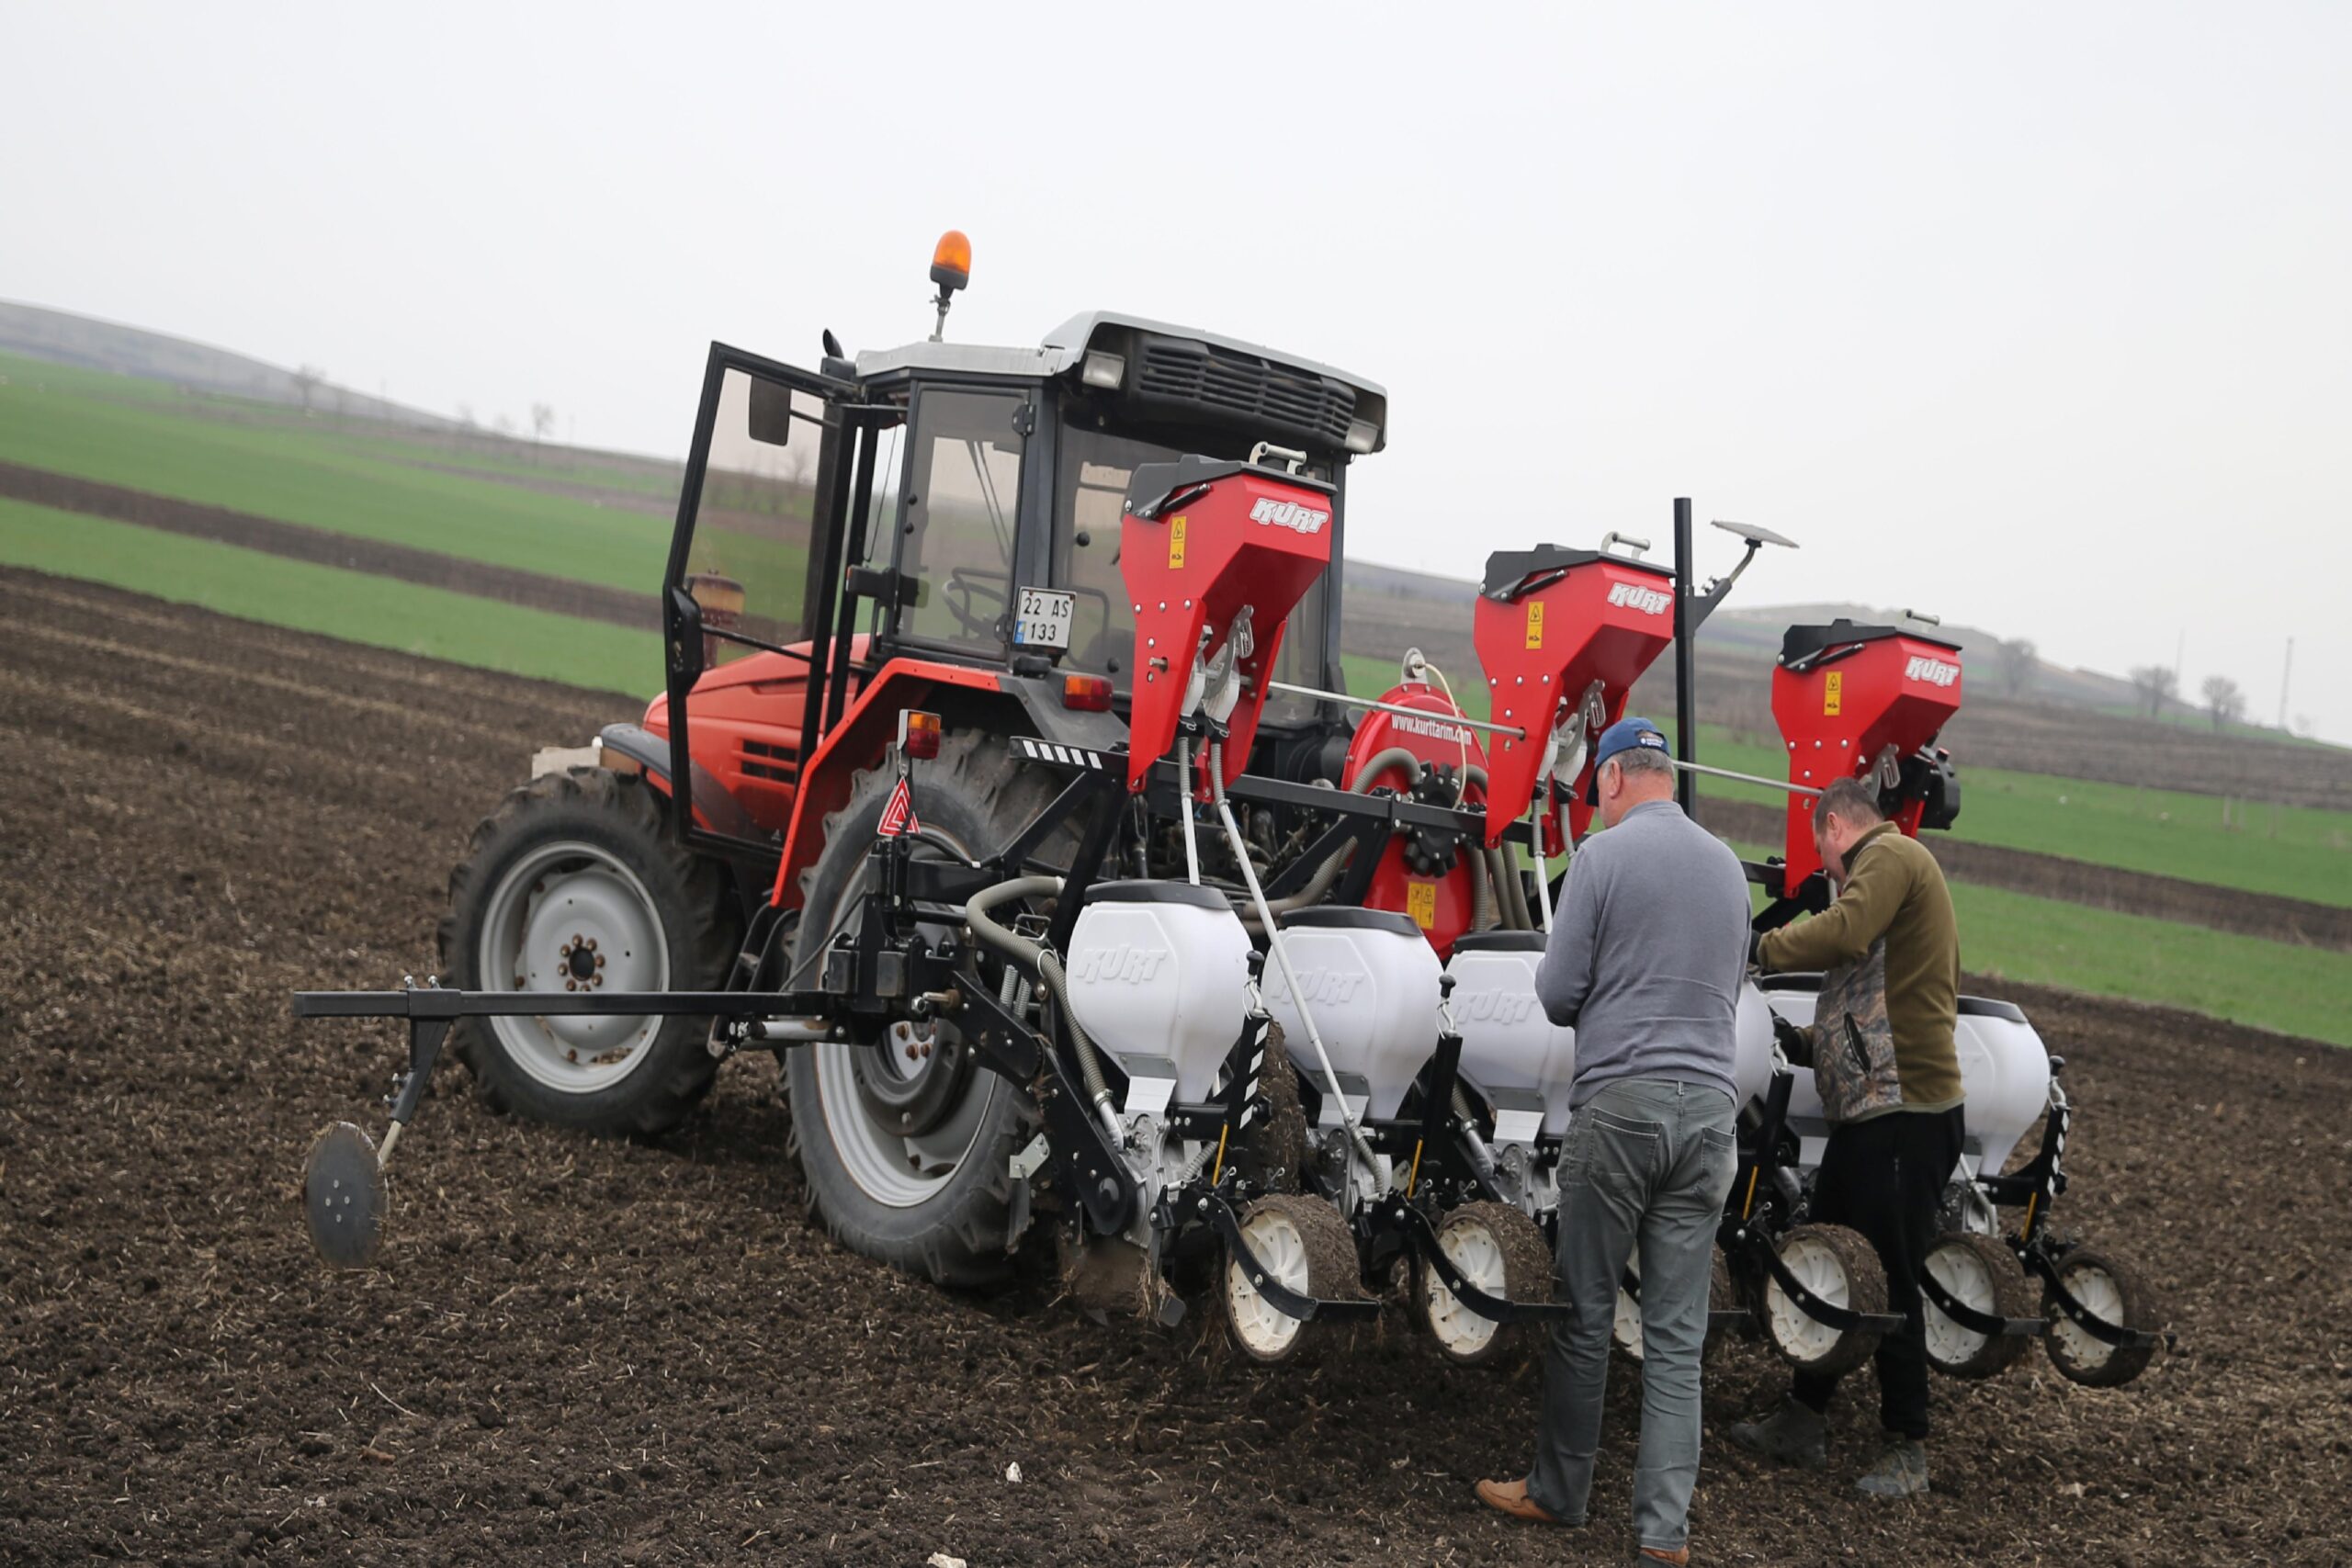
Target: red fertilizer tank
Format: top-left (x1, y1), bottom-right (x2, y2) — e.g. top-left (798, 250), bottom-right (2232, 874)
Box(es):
top-left (1770, 618), bottom-right (1964, 885)
top-left (1120, 457), bottom-right (1336, 795)
top-left (1473, 545), bottom-right (1679, 853)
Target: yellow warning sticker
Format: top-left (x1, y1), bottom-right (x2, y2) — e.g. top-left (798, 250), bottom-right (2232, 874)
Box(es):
top-left (1406, 880), bottom-right (1437, 929)
top-left (1169, 514), bottom-right (1187, 569)
top-left (1824, 671), bottom-right (1843, 716)
top-left (1525, 600), bottom-right (1544, 649)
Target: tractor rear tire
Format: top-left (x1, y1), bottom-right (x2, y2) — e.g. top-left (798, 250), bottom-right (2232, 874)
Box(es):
top-left (439, 766), bottom-right (735, 1136)
top-left (1762, 1223), bottom-right (1889, 1380)
top-left (2042, 1246), bottom-right (2162, 1388)
top-left (1921, 1230), bottom-right (2036, 1380)
top-left (785, 733), bottom-right (1071, 1291)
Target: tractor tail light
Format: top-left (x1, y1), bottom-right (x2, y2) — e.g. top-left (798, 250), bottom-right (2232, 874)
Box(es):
top-left (1062, 674), bottom-right (1114, 712)
top-left (898, 709), bottom-right (942, 760)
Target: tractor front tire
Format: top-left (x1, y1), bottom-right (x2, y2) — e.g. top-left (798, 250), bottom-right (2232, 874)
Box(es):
top-left (786, 734), bottom-right (1069, 1290)
top-left (439, 766), bottom-right (735, 1136)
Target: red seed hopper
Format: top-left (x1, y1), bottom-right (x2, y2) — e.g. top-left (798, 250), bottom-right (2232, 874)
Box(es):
top-left (1770, 618), bottom-right (1964, 884)
top-left (1120, 457), bottom-right (1337, 795)
top-left (1473, 545), bottom-right (1679, 853)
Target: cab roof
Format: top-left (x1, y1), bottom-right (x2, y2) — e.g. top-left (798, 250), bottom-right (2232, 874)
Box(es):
top-left (853, 310), bottom-right (1385, 402)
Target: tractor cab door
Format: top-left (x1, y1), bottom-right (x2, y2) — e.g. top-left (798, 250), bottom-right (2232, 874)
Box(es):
top-left (660, 342), bottom-right (883, 860)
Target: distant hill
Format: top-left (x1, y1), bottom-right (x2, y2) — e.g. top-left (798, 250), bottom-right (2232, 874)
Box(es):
top-left (0, 300), bottom-right (456, 429)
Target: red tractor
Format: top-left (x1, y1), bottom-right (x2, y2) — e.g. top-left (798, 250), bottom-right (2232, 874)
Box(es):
top-left (298, 237), bottom-right (2159, 1384)
top-left (427, 236), bottom-right (1415, 1283)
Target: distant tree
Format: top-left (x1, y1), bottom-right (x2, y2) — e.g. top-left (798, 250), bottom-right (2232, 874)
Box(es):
top-left (531, 402), bottom-right (555, 443)
top-left (1996, 637), bottom-right (2038, 697)
top-left (292, 365), bottom-right (326, 413)
top-left (2200, 674), bottom-right (2246, 731)
top-left (2128, 664), bottom-right (2177, 717)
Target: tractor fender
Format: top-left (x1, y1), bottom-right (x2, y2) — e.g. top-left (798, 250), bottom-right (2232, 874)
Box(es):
top-left (769, 659), bottom-right (1126, 909)
top-left (596, 722), bottom-right (766, 843)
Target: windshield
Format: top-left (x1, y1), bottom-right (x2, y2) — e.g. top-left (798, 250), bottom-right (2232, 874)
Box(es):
top-left (1053, 418), bottom-right (1330, 724)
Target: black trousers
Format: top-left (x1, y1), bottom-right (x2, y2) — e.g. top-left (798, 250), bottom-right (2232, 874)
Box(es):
top-left (1791, 1105), bottom-right (1966, 1440)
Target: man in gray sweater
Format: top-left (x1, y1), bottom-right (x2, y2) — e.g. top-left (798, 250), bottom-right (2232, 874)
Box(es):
top-left (1476, 717), bottom-right (1753, 1568)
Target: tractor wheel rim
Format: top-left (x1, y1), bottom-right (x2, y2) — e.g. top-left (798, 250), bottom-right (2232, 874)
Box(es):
top-left (808, 827), bottom-right (996, 1209)
top-left (1227, 1208), bottom-right (1310, 1358)
top-left (1767, 1234), bottom-right (1851, 1364)
top-left (480, 840), bottom-right (669, 1094)
top-left (1423, 1218), bottom-right (1506, 1357)
top-left (1923, 1241), bottom-right (1996, 1365)
top-left (2051, 1261), bottom-right (2125, 1368)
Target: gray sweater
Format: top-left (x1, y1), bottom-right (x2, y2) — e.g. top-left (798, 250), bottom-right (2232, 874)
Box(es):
top-left (1534, 799), bottom-right (1753, 1108)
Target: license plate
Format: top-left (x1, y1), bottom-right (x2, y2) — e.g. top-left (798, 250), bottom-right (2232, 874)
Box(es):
top-left (1012, 587), bottom-right (1074, 649)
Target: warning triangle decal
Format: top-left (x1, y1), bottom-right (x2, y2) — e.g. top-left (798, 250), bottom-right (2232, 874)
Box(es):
top-left (876, 777), bottom-right (920, 839)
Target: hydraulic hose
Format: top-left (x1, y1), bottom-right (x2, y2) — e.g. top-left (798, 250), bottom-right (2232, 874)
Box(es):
top-left (967, 874), bottom-right (1122, 1144)
top-left (1237, 751), bottom-right (1494, 931)
top-left (1528, 798), bottom-right (1555, 932)
top-left (1175, 734), bottom-right (1202, 886)
top-left (1210, 740), bottom-right (1381, 1173)
top-left (1468, 837), bottom-right (1498, 931)
top-left (1489, 844), bottom-right (1532, 931)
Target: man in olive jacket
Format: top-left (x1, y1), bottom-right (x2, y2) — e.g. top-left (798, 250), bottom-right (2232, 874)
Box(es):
top-left (1732, 775), bottom-right (1964, 1499)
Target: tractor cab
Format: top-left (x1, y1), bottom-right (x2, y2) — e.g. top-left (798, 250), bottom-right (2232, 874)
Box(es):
top-left (645, 235), bottom-right (1388, 878)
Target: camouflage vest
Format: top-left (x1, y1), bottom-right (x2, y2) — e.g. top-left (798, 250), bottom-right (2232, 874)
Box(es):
top-left (1813, 935), bottom-right (1904, 1122)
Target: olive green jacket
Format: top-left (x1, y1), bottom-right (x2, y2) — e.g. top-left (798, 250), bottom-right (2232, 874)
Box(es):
top-left (1757, 822), bottom-right (1965, 1114)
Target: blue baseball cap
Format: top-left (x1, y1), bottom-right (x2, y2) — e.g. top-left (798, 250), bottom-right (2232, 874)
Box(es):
top-left (1585, 716), bottom-right (1672, 804)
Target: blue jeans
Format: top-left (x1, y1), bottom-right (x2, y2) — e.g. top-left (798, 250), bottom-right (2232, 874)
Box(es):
top-left (1527, 1077), bottom-right (1737, 1551)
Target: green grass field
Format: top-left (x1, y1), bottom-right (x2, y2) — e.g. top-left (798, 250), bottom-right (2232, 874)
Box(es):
top-left (1338, 656), bottom-right (2351, 909)
top-left (1681, 726), bottom-right (2352, 909)
top-left (0, 499), bottom-right (656, 694)
top-left (0, 352), bottom-right (675, 591)
top-left (1715, 840), bottom-right (2352, 1047)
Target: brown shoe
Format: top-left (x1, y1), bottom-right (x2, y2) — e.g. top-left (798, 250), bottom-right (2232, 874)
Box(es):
top-left (1474, 1477), bottom-right (1575, 1526)
top-left (1638, 1549), bottom-right (1691, 1566)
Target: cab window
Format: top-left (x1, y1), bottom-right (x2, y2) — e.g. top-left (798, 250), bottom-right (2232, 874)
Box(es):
top-left (894, 389), bottom-right (1024, 650)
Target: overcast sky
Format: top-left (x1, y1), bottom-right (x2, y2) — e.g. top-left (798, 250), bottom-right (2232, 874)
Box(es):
top-left (6, 3), bottom-right (2348, 742)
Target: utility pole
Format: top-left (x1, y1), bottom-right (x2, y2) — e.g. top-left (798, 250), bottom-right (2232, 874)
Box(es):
top-left (2278, 637), bottom-right (2293, 731)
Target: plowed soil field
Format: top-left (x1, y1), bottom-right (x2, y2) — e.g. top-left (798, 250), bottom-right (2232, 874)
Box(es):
top-left (4, 568), bottom-right (2347, 1566)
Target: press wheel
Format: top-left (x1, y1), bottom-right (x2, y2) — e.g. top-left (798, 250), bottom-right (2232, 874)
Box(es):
top-left (1222, 1195), bottom-right (1364, 1363)
top-left (2043, 1247), bottom-right (2162, 1388)
top-left (1411, 1201), bottom-right (1553, 1367)
top-left (1763, 1224), bottom-right (1888, 1378)
top-left (1922, 1230), bottom-right (2035, 1380)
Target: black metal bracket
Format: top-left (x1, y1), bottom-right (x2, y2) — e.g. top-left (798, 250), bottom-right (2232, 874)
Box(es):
top-left (944, 978), bottom-right (1043, 1084)
top-left (1375, 1197), bottom-right (1570, 1324)
top-left (1740, 1231), bottom-right (1905, 1335)
top-left (1193, 1188), bottom-right (1379, 1325)
top-left (293, 987), bottom-right (823, 1021)
top-left (2019, 1243), bottom-right (2165, 1350)
top-left (1036, 1074), bottom-right (1136, 1235)
top-left (1918, 1269), bottom-right (2044, 1338)
top-left (387, 1018), bottom-right (448, 1126)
